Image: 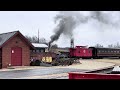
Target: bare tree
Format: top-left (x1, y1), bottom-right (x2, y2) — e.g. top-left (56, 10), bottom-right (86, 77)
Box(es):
top-left (95, 44), bottom-right (104, 48)
top-left (25, 35), bottom-right (38, 43)
top-left (108, 42), bottom-right (120, 48)
top-left (114, 42), bottom-right (120, 48)
top-left (51, 44), bottom-right (58, 49)
top-left (39, 38), bottom-right (49, 46)
top-left (25, 35), bottom-right (50, 46)
top-left (108, 44), bottom-right (113, 48)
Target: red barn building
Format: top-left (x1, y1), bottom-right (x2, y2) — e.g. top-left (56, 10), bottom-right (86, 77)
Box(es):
top-left (0, 31), bottom-right (34, 69)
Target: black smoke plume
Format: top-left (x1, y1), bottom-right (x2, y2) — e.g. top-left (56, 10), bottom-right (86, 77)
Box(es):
top-left (49, 11), bottom-right (120, 47)
top-left (49, 11), bottom-right (89, 45)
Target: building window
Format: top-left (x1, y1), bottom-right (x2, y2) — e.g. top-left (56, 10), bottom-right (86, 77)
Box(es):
top-left (36, 50), bottom-right (39, 53)
top-left (83, 50), bottom-right (86, 53)
top-left (33, 50), bottom-right (36, 52)
top-left (40, 50), bottom-right (44, 53)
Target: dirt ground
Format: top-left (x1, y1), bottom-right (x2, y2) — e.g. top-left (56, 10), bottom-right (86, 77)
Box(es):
top-left (0, 58), bottom-right (117, 71)
top-left (95, 58), bottom-right (120, 65)
top-left (54, 59), bottom-right (115, 70)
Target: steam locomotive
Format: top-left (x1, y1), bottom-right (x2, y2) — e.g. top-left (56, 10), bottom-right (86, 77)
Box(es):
top-left (69, 46), bottom-right (120, 59)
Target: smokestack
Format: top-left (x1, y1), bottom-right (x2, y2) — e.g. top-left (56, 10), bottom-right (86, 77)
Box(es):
top-left (70, 38), bottom-right (74, 48)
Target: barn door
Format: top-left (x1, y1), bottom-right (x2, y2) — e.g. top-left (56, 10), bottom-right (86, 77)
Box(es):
top-left (11, 47), bottom-right (22, 66)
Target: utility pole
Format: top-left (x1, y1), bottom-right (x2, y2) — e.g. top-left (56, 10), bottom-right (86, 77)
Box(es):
top-left (38, 29), bottom-right (39, 43)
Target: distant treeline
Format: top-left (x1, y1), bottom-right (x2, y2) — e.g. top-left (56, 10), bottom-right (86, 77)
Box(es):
top-left (25, 35), bottom-right (58, 48)
top-left (94, 42), bottom-right (120, 48)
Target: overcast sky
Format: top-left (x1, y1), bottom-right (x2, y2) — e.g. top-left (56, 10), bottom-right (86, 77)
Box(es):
top-left (0, 11), bottom-right (120, 47)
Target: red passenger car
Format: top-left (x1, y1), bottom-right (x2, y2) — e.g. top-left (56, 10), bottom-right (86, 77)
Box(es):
top-left (69, 46), bottom-right (92, 59)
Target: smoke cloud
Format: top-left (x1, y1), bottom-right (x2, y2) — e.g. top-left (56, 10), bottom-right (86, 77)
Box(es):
top-left (49, 11), bottom-right (120, 45)
top-left (90, 11), bottom-right (120, 27)
top-left (49, 11), bottom-right (89, 44)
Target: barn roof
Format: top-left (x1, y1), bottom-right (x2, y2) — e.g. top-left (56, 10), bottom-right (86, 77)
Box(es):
top-left (0, 31), bottom-right (17, 47)
top-left (0, 31), bottom-right (35, 49)
top-left (32, 43), bottom-right (48, 48)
